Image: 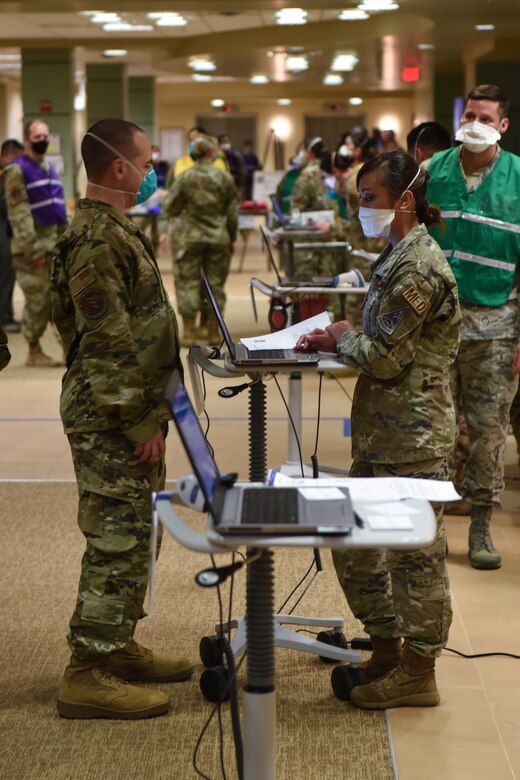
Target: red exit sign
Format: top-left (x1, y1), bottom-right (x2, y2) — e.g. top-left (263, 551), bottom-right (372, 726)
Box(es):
top-left (401, 67), bottom-right (420, 83)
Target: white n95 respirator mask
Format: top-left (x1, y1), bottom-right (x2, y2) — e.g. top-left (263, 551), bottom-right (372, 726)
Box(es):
top-left (455, 121), bottom-right (501, 153)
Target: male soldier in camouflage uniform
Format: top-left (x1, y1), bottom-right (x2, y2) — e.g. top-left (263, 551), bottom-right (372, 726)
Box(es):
top-left (297, 154), bottom-right (461, 710)
top-left (0, 325), bottom-right (10, 370)
top-left (164, 134), bottom-right (237, 346)
top-left (51, 119), bottom-right (192, 720)
top-left (3, 119), bottom-right (67, 366)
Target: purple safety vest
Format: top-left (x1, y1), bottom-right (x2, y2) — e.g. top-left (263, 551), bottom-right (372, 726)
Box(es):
top-left (15, 154), bottom-right (67, 228)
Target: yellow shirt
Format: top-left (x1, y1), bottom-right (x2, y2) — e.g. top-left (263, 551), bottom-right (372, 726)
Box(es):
top-left (173, 155), bottom-right (227, 180)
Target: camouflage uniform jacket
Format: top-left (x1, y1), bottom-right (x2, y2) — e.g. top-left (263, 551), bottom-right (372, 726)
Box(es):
top-left (2, 160), bottom-right (66, 265)
top-left (291, 160), bottom-right (328, 212)
top-left (0, 325), bottom-right (10, 371)
top-left (51, 198), bottom-right (182, 445)
top-left (164, 159), bottom-right (238, 252)
top-left (337, 224), bottom-right (461, 463)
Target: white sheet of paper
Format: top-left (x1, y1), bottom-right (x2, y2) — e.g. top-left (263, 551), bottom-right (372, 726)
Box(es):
top-left (364, 502), bottom-right (421, 516)
top-left (240, 312), bottom-right (331, 351)
top-left (366, 515), bottom-right (414, 531)
top-left (267, 470), bottom-right (461, 502)
top-left (298, 487), bottom-right (346, 500)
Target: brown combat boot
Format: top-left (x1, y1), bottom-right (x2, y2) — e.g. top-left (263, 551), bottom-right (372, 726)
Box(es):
top-left (468, 505), bottom-right (501, 569)
top-left (26, 341), bottom-right (63, 368)
top-left (350, 641), bottom-right (440, 710)
top-left (106, 640), bottom-right (194, 682)
top-left (180, 317), bottom-right (197, 348)
top-left (57, 656), bottom-right (169, 719)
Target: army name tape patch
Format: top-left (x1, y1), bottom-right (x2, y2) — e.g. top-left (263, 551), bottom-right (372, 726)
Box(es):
top-left (377, 308), bottom-right (408, 335)
top-left (79, 288), bottom-right (108, 319)
top-left (70, 268), bottom-right (95, 298)
top-left (402, 285), bottom-right (429, 315)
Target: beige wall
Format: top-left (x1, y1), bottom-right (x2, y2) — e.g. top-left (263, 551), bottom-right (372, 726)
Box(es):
top-left (157, 88), bottom-right (417, 170)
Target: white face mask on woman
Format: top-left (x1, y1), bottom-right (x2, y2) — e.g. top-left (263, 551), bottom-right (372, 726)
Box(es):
top-left (455, 120), bottom-right (501, 153)
top-left (358, 168), bottom-right (421, 239)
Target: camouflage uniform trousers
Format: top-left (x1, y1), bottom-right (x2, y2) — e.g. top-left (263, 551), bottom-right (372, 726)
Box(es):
top-left (67, 427), bottom-right (166, 660)
top-left (332, 458), bottom-right (452, 658)
top-left (13, 254), bottom-right (52, 344)
top-left (174, 242), bottom-right (231, 320)
top-left (449, 338), bottom-right (518, 507)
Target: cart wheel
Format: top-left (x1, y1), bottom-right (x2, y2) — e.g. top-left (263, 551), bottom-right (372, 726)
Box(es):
top-left (200, 665), bottom-right (230, 703)
top-left (199, 634), bottom-right (227, 669)
top-left (331, 664), bottom-right (365, 701)
top-left (316, 629), bottom-right (348, 663)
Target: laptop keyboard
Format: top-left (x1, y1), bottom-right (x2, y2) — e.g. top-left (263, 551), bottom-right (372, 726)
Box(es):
top-left (247, 348), bottom-right (295, 360)
top-left (241, 488), bottom-right (299, 524)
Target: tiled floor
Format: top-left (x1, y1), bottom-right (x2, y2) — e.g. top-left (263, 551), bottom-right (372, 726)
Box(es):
top-left (1, 237), bottom-right (519, 779)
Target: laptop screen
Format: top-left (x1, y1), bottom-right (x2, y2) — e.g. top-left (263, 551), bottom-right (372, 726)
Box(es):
top-left (201, 273), bottom-right (236, 358)
top-left (270, 194), bottom-right (287, 226)
top-left (165, 370), bottom-right (225, 523)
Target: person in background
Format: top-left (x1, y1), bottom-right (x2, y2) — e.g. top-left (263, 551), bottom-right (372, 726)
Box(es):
top-left (0, 138), bottom-right (24, 333)
top-left (291, 136), bottom-right (328, 212)
top-left (164, 134), bottom-right (237, 346)
top-left (296, 151), bottom-right (460, 710)
top-left (275, 142), bottom-right (306, 215)
top-left (51, 118), bottom-right (192, 720)
top-left (0, 324), bottom-right (10, 370)
top-left (151, 144), bottom-right (169, 189)
top-left (173, 126), bottom-right (227, 182)
top-left (242, 139), bottom-right (262, 200)
top-left (381, 129), bottom-right (405, 153)
top-left (219, 133), bottom-right (246, 197)
top-left (3, 119), bottom-right (67, 366)
top-left (407, 121), bottom-right (452, 165)
top-left (426, 83), bottom-right (520, 570)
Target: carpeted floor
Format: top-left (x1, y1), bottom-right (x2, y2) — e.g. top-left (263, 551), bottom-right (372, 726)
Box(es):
top-left (0, 483), bottom-right (394, 780)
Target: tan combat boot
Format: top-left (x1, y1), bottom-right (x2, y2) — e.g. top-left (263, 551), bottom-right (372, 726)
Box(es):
top-left (468, 506), bottom-right (501, 569)
top-left (350, 641), bottom-right (440, 710)
top-left (180, 317), bottom-right (197, 348)
top-left (106, 640), bottom-right (194, 682)
top-left (57, 656), bottom-right (170, 719)
top-left (26, 341), bottom-right (63, 368)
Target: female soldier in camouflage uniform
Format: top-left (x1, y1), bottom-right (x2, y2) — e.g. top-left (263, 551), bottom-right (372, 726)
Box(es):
top-left (296, 151), bottom-right (461, 710)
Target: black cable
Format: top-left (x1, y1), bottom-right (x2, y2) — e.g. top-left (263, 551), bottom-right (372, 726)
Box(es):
top-left (272, 374), bottom-right (304, 477)
top-left (276, 557), bottom-right (315, 614)
top-left (444, 646), bottom-right (520, 660)
top-left (223, 645), bottom-right (244, 780)
top-left (286, 570), bottom-right (320, 616)
top-left (216, 705), bottom-right (227, 780)
top-left (313, 373), bottom-right (323, 457)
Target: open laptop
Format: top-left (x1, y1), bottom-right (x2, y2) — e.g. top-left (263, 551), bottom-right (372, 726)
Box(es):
top-left (260, 225), bottom-right (334, 288)
top-left (201, 272), bottom-right (319, 367)
top-left (166, 370), bottom-right (354, 536)
top-left (270, 194), bottom-right (320, 231)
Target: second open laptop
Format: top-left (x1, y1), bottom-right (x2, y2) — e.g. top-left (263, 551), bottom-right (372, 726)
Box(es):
top-left (166, 370), bottom-right (354, 536)
top-left (201, 272), bottom-right (319, 367)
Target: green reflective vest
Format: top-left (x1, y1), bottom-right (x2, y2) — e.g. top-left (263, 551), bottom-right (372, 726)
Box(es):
top-left (427, 147), bottom-right (520, 307)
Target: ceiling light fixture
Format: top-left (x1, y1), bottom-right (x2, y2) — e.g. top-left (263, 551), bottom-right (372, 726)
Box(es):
top-left (324, 73), bottom-right (344, 86)
top-left (103, 49), bottom-right (128, 57)
top-left (211, 99), bottom-right (225, 108)
top-left (357, 1), bottom-right (399, 10)
top-left (250, 74), bottom-right (269, 84)
top-left (475, 24), bottom-right (495, 31)
top-left (278, 98), bottom-right (292, 106)
top-left (331, 53), bottom-right (359, 71)
top-left (339, 9), bottom-right (369, 20)
top-left (103, 23), bottom-right (154, 32)
top-left (91, 12), bottom-right (121, 23)
top-left (417, 43), bottom-right (434, 50)
top-left (285, 55), bottom-right (308, 72)
top-left (192, 74), bottom-right (213, 82)
top-left (188, 58), bottom-right (217, 72)
top-left (349, 96), bottom-right (364, 105)
top-left (155, 14), bottom-right (187, 27)
top-left (275, 8), bottom-right (308, 25)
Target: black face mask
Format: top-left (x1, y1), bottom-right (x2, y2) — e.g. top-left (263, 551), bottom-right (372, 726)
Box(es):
top-left (31, 140), bottom-right (49, 155)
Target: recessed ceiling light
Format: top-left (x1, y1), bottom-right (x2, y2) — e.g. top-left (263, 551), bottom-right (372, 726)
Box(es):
top-left (285, 55), bottom-right (308, 72)
top-left (418, 43), bottom-right (434, 50)
top-left (475, 24), bottom-right (495, 30)
top-left (192, 74), bottom-right (213, 82)
top-left (103, 23), bottom-right (154, 32)
top-left (250, 74), bottom-right (269, 84)
top-left (211, 99), bottom-right (225, 108)
top-left (324, 73), bottom-right (344, 86)
top-left (80, 10), bottom-right (102, 16)
top-left (275, 8), bottom-right (308, 25)
top-left (339, 9), bottom-right (369, 20)
top-left (349, 96), bottom-right (364, 105)
top-left (278, 98), bottom-right (292, 106)
top-left (103, 49), bottom-right (128, 57)
top-left (155, 14), bottom-right (187, 27)
top-left (331, 53), bottom-right (359, 71)
top-left (358, 1), bottom-right (399, 10)
top-left (188, 58), bottom-right (217, 72)
top-left (91, 12), bottom-right (121, 23)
